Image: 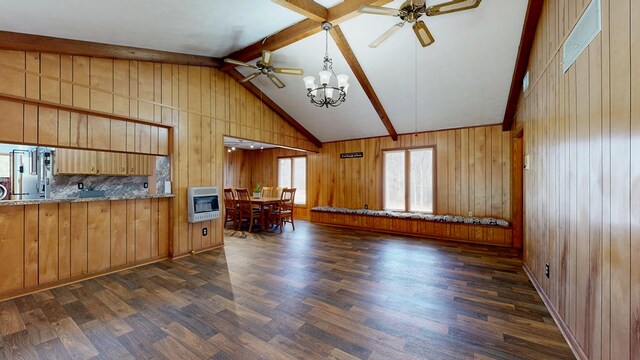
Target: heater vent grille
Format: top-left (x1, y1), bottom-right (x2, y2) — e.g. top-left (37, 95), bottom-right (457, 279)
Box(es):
top-left (563, 0), bottom-right (601, 73)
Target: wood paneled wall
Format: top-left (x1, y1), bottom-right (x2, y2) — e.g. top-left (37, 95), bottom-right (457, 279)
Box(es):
top-left (516, 0), bottom-right (639, 358)
top-left (0, 198), bottom-right (169, 300)
top-left (223, 149), bottom-right (252, 189)
top-left (0, 49), bottom-right (319, 258)
top-left (238, 125), bottom-right (512, 221)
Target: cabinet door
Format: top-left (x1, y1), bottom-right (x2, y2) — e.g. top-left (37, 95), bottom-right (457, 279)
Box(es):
top-left (127, 154), bottom-right (151, 176)
top-left (55, 149), bottom-right (96, 175)
top-left (110, 153), bottom-right (128, 175)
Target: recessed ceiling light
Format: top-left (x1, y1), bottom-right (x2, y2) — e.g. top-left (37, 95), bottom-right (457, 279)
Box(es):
top-left (250, 144), bottom-right (254, 149)
top-left (231, 146), bottom-right (236, 151)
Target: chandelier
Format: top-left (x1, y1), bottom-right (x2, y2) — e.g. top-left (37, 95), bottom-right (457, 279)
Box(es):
top-left (303, 22), bottom-right (349, 108)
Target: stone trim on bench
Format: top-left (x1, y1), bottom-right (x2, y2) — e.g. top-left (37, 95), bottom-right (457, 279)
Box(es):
top-left (310, 206), bottom-right (510, 228)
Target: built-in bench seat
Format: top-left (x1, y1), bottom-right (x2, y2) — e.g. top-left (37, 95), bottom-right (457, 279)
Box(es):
top-left (310, 206), bottom-right (513, 247)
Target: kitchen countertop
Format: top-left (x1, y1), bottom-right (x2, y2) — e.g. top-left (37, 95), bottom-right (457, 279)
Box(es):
top-left (0, 193), bottom-right (175, 206)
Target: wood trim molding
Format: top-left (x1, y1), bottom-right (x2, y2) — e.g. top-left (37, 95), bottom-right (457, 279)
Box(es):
top-left (522, 264), bottom-right (588, 360)
top-left (0, 93), bottom-right (174, 129)
top-left (0, 30), bottom-right (222, 68)
top-left (225, 69), bottom-right (323, 148)
top-left (221, 0), bottom-right (392, 69)
top-left (501, 0), bottom-right (543, 131)
top-left (330, 25), bottom-right (398, 140)
top-left (271, 0), bottom-right (328, 22)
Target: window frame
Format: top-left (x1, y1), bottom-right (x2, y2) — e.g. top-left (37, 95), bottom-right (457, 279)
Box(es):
top-left (381, 146), bottom-right (437, 213)
top-left (277, 155), bottom-right (307, 206)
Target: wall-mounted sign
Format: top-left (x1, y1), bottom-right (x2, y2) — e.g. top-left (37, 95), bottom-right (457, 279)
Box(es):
top-left (340, 152), bottom-right (363, 159)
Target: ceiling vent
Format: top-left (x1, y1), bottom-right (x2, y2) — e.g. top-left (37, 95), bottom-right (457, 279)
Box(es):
top-left (563, 0), bottom-right (601, 73)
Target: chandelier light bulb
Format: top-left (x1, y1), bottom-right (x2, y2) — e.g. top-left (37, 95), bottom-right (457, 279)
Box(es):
top-left (303, 76), bottom-right (316, 90)
top-left (337, 74), bottom-right (349, 88)
top-left (325, 88), bottom-right (334, 98)
top-left (319, 70), bottom-right (331, 85)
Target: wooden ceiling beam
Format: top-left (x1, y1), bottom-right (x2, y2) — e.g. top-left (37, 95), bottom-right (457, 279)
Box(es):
top-left (501, 0), bottom-right (543, 131)
top-left (271, 0), bottom-right (328, 22)
top-left (221, 0), bottom-right (392, 69)
top-left (329, 25), bottom-right (398, 140)
top-left (0, 30), bottom-right (222, 67)
top-left (226, 69), bottom-right (323, 148)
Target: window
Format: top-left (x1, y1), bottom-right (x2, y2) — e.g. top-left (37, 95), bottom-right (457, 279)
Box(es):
top-left (278, 156), bottom-right (306, 205)
top-left (383, 147), bottom-right (434, 212)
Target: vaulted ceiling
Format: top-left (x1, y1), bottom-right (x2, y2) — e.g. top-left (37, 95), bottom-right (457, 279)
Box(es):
top-left (0, 0), bottom-right (528, 143)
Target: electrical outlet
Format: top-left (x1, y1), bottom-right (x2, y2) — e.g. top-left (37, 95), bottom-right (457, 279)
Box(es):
top-left (78, 182), bottom-right (84, 190)
top-left (143, 182), bottom-right (148, 189)
top-left (468, 210), bottom-right (473, 217)
top-left (202, 228), bottom-right (208, 236)
top-left (545, 263), bottom-right (550, 278)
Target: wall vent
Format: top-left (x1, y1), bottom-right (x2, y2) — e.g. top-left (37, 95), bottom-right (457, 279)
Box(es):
top-left (563, 0), bottom-right (601, 73)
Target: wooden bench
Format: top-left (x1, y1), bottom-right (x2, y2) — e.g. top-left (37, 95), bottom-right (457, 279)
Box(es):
top-left (310, 207), bottom-right (513, 247)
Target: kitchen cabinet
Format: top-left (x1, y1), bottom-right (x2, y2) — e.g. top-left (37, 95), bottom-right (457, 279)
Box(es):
top-left (55, 149), bottom-right (153, 176)
top-left (96, 152), bottom-right (128, 175)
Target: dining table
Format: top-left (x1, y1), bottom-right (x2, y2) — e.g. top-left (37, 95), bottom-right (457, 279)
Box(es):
top-left (250, 196), bottom-right (281, 230)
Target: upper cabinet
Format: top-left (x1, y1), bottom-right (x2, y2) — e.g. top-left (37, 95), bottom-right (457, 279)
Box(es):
top-left (55, 149), bottom-right (153, 176)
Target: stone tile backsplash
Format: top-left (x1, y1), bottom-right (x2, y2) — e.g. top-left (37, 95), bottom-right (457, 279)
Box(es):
top-left (50, 156), bottom-right (170, 198)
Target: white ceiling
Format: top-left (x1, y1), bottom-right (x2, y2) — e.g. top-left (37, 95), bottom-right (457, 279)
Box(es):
top-left (223, 137), bottom-right (278, 151)
top-left (0, 0), bottom-right (305, 57)
top-left (0, 0), bottom-right (528, 142)
top-left (339, 0), bottom-right (528, 134)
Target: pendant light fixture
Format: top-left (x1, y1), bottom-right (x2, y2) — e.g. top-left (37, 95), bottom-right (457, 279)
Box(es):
top-left (303, 22), bottom-right (349, 108)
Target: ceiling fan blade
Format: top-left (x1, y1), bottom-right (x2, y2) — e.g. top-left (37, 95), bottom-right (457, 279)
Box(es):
top-left (273, 67), bottom-right (304, 76)
top-left (358, 5), bottom-right (401, 16)
top-left (369, 22), bottom-right (404, 48)
top-left (426, 0), bottom-right (481, 16)
top-left (223, 58), bottom-right (258, 69)
top-left (261, 50), bottom-right (273, 66)
top-left (267, 73), bottom-right (286, 89)
top-left (241, 72), bottom-right (261, 83)
top-left (413, 21), bottom-right (435, 47)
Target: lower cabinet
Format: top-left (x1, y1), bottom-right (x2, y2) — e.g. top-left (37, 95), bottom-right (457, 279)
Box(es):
top-left (0, 198), bottom-right (171, 298)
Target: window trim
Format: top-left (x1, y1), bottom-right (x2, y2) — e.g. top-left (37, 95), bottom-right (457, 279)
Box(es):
top-left (277, 155), bottom-right (307, 206)
top-left (381, 146), bottom-right (437, 213)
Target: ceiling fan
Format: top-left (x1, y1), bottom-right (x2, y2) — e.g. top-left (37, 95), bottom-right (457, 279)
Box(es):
top-left (224, 50), bottom-right (304, 89)
top-left (359, 0), bottom-right (482, 48)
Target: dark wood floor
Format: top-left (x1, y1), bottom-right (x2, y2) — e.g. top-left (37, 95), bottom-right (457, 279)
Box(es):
top-left (0, 221), bottom-right (574, 360)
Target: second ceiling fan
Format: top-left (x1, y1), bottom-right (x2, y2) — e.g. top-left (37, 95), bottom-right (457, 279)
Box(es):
top-left (359, 0), bottom-right (482, 48)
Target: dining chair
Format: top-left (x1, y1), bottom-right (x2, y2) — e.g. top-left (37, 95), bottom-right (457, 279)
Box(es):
top-left (236, 188), bottom-right (261, 232)
top-left (262, 186), bottom-right (275, 198)
top-left (270, 188), bottom-right (296, 233)
top-left (223, 188), bottom-right (239, 229)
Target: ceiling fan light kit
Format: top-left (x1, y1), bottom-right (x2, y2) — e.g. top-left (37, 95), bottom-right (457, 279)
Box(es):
top-left (359, 0), bottom-right (481, 48)
top-left (304, 22), bottom-right (350, 108)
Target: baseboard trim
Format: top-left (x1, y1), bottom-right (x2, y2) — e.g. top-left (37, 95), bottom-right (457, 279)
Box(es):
top-left (0, 256), bottom-right (169, 302)
top-left (522, 264), bottom-right (588, 360)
